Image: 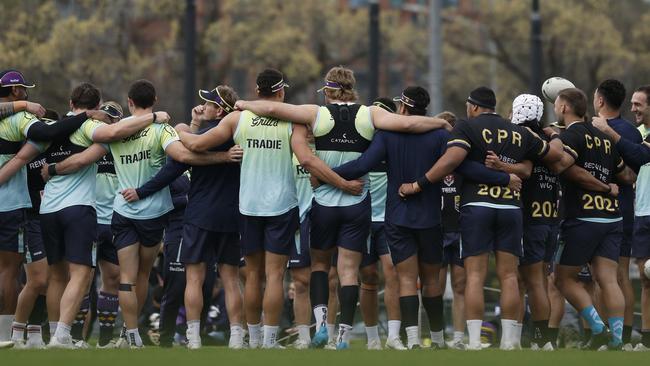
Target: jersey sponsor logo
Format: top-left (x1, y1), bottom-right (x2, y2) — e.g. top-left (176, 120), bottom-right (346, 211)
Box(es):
top-left (481, 128), bottom-right (522, 147)
top-left (330, 133), bottom-right (358, 145)
top-left (246, 138), bottom-right (282, 149)
top-left (251, 116), bottom-right (279, 127)
top-left (119, 150), bottom-right (152, 164)
top-left (122, 128), bottom-right (150, 142)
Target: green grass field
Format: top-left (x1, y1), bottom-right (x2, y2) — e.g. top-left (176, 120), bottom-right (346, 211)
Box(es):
top-left (5, 347), bottom-right (649, 366)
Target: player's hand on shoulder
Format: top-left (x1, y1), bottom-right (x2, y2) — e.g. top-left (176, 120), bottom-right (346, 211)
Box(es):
top-left (227, 144), bottom-right (243, 163)
top-left (87, 109), bottom-right (112, 124)
top-left (234, 100), bottom-right (247, 111)
top-left (120, 188), bottom-right (140, 202)
top-left (26, 102), bottom-right (46, 118)
top-left (508, 174), bottom-right (522, 192)
top-left (175, 123), bottom-right (191, 133)
top-left (154, 111), bottom-right (170, 124)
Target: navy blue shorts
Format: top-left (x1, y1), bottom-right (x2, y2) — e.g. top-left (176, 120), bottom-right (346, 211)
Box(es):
top-left (0, 209), bottom-right (26, 254)
top-left (632, 216), bottom-right (650, 259)
top-left (385, 222), bottom-right (443, 265)
top-left (558, 219), bottom-right (622, 266)
top-left (520, 224), bottom-right (557, 266)
top-left (24, 219), bottom-right (46, 264)
top-left (360, 222), bottom-right (390, 267)
top-left (163, 209), bottom-right (184, 247)
top-left (40, 205), bottom-right (97, 266)
top-left (621, 219), bottom-right (633, 258)
top-left (181, 224), bottom-right (240, 265)
top-left (239, 207), bottom-right (299, 256)
top-left (442, 231), bottom-right (463, 268)
top-left (97, 223), bottom-right (118, 265)
top-left (112, 211), bottom-right (168, 250)
top-left (289, 215), bottom-right (311, 269)
top-left (543, 224), bottom-right (560, 263)
top-left (459, 205), bottom-right (523, 258)
top-left (310, 196), bottom-right (371, 252)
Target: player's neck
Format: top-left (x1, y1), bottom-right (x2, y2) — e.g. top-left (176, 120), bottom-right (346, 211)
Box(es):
top-left (598, 108), bottom-right (619, 120)
top-left (564, 115), bottom-right (583, 128)
top-left (71, 108), bottom-right (89, 115)
top-left (131, 107), bottom-right (153, 117)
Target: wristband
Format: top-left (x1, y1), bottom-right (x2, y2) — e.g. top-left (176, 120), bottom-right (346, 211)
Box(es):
top-left (48, 164), bottom-right (58, 177)
top-left (416, 176), bottom-right (432, 190)
top-left (152, 112), bottom-right (157, 124)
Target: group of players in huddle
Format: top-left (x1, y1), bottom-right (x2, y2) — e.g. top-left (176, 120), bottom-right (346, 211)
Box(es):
top-left (0, 64), bottom-right (649, 352)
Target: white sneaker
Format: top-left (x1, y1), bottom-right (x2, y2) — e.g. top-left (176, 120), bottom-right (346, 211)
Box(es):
top-left (634, 343), bottom-right (650, 352)
top-left (262, 343), bottom-right (285, 349)
top-left (325, 339), bottom-right (337, 350)
top-left (466, 343), bottom-right (482, 351)
top-left (0, 341), bottom-right (14, 349)
top-left (367, 338), bottom-right (382, 350)
top-left (73, 340), bottom-right (90, 349)
top-left (622, 343), bottom-right (634, 352)
top-left (541, 342), bottom-right (555, 351)
top-left (47, 336), bottom-right (74, 349)
top-left (448, 340), bottom-right (466, 350)
top-left (12, 339), bottom-right (26, 349)
top-left (115, 337), bottom-right (129, 349)
top-left (228, 333), bottom-right (244, 350)
top-left (96, 339), bottom-right (119, 349)
top-left (25, 337), bottom-right (46, 349)
top-left (291, 339), bottom-right (310, 350)
top-left (187, 339), bottom-right (201, 350)
top-left (385, 337), bottom-right (407, 350)
top-left (500, 342), bottom-right (517, 351)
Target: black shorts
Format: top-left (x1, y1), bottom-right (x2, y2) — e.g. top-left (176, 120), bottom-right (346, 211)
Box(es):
top-left (632, 215), bottom-right (650, 259)
top-left (239, 207), bottom-right (299, 256)
top-left (442, 231), bottom-right (463, 268)
top-left (360, 222), bottom-right (390, 268)
top-left (97, 223), bottom-right (118, 265)
top-left (520, 224), bottom-right (557, 266)
top-left (385, 222), bottom-right (443, 265)
top-left (289, 215), bottom-right (311, 269)
top-left (24, 218), bottom-right (46, 264)
top-left (163, 209), bottom-right (184, 247)
top-left (310, 196), bottom-right (371, 252)
top-left (40, 205), bottom-right (97, 266)
top-left (181, 224), bottom-right (240, 265)
top-left (621, 219), bottom-right (633, 258)
top-left (0, 209), bottom-right (26, 254)
top-left (112, 211), bottom-right (168, 250)
top-left (558, 219), bottom-right (622, 266)
top-left (459, 205), bottom-right (523, 258)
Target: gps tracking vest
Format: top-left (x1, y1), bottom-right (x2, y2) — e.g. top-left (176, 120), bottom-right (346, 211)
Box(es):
top-left (315, 104), bottom-right (371, 153)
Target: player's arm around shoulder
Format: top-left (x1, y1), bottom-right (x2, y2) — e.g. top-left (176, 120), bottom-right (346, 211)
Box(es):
top-left (0, 142), bottom-right (42, 185)
top-left (91, 112), bottom-right (164, 143)
top-left (178, 111), bottom-right (239, 152)
top-left (370, 105), bottom-right (451, 134)
top-left (235, 100), bottom-right (319, 126)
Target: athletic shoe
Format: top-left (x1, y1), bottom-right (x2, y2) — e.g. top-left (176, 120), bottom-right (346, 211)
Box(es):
top-left (499, 343), bottom-right (517, 351)
top-left (429, 342), bottom-right (446, 350)
top-left (324, 339), bottom-right (337, 350)
top-left (96, 339), bottom-right (119, 349)
top-left (408, 344), bottom-right (421, 350)
top-left (583, 330), bottom-right (609, 350)
top-left (228, 333), bottom-right (244, 350)
top-left (367, 338), bottom-right (382, 350)
top-left (336, 341), bottom-right (349, 350)
top-left (466, 343), bottom-right (482, 351)
top-left (187, 339), bottom-right (201, 350)
top-left (0, 341), bottom-right (14, 349)
top-left (25, 338), bottom-right (46, 349)
top-left (622, 343), bottom-right (634, 352)
top-left (130, 344), bottom-right (145, 349)
top-left (291, 339), bottom-right (310, 350)
top-left (262, 343), bottom-right (286, 349)
top-left (605, 342), bottom-right (623, 351)
top-left (385, 337), bottom-right (407, 350)
top-left (633, 343), bottom-right (650, 351)
top-left (541, 342), bottom-right (555, 351)
top-left (47, 336), bottom-right (74, 349)
top-left (448, 340), bottom-right (466, 350)
top-left (73, 340), bottom-right (90, 349)
top-left (12, 340), bottom-right (26, 349)
top-left (115, 337), bottom-right (130, 349)
top-left (311, 325), bottom-right (329, 348)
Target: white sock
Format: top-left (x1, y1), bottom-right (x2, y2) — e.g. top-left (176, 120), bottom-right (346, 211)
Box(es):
top-left (11, 321), bottom-right (26, 341)
top-left (453, 331), bottom-right (464, 343)
top-left (187, 320), bottom-right (200, 341)
top-left (387, 320), bottom-right (401, 340)
top-left (327, 323), bottom-right (336, 342)
top-left (248, 323), bottom-right (261, 347)
top-left (500, 319), bottom-right (517, 349)
top-left (0, 315), bottom-right (13, 341)
top-left (297, 325), bottom-right (311, 343)
top-left (53, 322), bottom-right (71, 340)
top-left (405, 326), bottom-right (419, 348)
top-left (467, 319), bottom-right (482, 348)
top-left (230, 324), bottom-right (243, 335)
top-left (337, 324), bottom-right (352, 344)
top-left (366, 325), bottom-right (380, 343)
top-left (514, 322), bottom-right (523, 347)
top-left (263, 325), bottom-right (279, 347)
top-left (27, 325), bottom-right (42, 343)
top-left (49, 321), bottom-right (57, 337)
top-left (430, 330), bottom-right (444, 346)
top-left (313, 306), bottom-right (328, 328)
top-left (126, 328), bottom-right (143, 347)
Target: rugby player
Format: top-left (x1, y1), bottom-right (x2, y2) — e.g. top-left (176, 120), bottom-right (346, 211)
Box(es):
top-left (632, 85), bottom-right (650, 139)
top-left (235, 67), bottom-right (450, 350)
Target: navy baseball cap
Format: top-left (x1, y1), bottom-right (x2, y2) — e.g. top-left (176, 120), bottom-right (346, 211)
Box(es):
top-left (0, 70), bottom-right (35, 88)
top-left (199, 87), bottom-right (235, 113)
top-left (100, 101), bottom-right (124, 119)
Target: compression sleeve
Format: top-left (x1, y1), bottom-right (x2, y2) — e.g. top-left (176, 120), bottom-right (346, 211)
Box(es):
top-left (26, 112), bottom-right (89, 141)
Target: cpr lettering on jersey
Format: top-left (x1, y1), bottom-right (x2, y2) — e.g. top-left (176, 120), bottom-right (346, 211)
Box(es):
top-left (584, 134), bottom-right (611, 154)
top-left (246, 138), bottom-right (282, 149)
top-left (122, 128), bottom-right (150, 143)
top-left (120, 150), bottom-right (152, 164)
top-left (481, 128), bottom-right (522, 147)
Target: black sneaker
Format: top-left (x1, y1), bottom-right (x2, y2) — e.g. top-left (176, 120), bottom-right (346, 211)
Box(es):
top-left (583, 330), bottom-right (610, 350)
top-left (430, 342), bottom-right (447, 350)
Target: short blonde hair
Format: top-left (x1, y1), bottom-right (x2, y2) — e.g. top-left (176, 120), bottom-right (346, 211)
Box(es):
top-left (323, 66), bottom-right (358, 102)
top-left (435, 111), bottom-right (457, 126)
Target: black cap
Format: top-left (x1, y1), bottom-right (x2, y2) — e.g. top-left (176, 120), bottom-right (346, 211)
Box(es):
top-left (256, 69), bottom-right (289, 95)
top-left (372, 97), bottom-right (396, 113)
top-left (393, 86), bottom-right (430, 112)
top-left (467, 86), bottom-right (496, 110)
